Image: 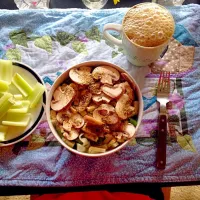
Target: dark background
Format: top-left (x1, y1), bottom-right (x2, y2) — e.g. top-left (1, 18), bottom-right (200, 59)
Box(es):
top-left (0, 0), bottom-right (200, 9)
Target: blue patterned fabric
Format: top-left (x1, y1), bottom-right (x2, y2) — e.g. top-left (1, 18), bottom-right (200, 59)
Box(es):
top-left (0, 4), bottom-right (200, 187)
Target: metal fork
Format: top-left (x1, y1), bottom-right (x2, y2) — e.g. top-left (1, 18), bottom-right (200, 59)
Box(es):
top-left (156, 71), bottom-right (170, 169)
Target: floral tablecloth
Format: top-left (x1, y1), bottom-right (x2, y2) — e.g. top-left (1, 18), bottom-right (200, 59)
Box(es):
top-left (0, 4), bottom-right (200, 187)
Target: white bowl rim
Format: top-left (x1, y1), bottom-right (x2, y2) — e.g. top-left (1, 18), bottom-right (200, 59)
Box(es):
top-left (0, 61), bottom-right (47, 147)
top-left (46, 60), bottom-right (144, 157)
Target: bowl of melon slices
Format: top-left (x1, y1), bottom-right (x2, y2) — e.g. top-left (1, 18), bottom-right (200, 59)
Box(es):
top-left (0, 60), bottom-right (46, 146)
top-left (46, 61), bottom-right (143, 157)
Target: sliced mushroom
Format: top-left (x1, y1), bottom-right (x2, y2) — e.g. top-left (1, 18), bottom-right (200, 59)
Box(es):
top-left (65, 110), bottom-right (72, 117)
top-left (92, 93), bottom-right (112, 104)
top-left (56, 111), bottom-right (68, 124)
top-left (51, 85), bottom-right (75, 111)
top-left (77, 90), bottom-right (92, 112)
top-left (118, 81), bottom-right (135, 101)
top-left (69, 66), bottom-right (94, 85)
top-left (101, 85), bottom-right (123, 99)
top-left (115, 94), bottom-right (136, 119)
top-left (121, 123), bottom-right (136, 138)
top-left (88, 82), bottom-right (101, 95)
top-left (92, 66), bottom-right (120, 85)
top-left (52, 86), bottom-right (63, 101)
top-left (69, 83), bottom-right (79, 106)
top-left (63, 121), bottom-right (73, 132)
top-left (69, 113), bottom-right (85, 128)
top-left (102, 113), bottom-right (119, 125)
top-left (56, 112), bottom-right (64, 124)
top-left (84, 115), bottom-right (104, 126)
top-left (98, 109), bottom-right (109, 116)
top-left (63, 128), bottom-right (79, 141)
top-left (95, 104), bottom-right (114, 114)
top-left (121, 73), bottom-right (136, 90)
top-left (93, 104), bottom-right (119, 125)
top-left (60, 83), bottom-right (68, 92)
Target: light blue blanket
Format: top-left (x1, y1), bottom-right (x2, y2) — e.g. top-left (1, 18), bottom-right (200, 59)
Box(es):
top-left (0, 4), bottom-right (200, 187)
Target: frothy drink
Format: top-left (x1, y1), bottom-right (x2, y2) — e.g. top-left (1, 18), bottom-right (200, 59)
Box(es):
top-left (123, 3), bottom-right (175, 47)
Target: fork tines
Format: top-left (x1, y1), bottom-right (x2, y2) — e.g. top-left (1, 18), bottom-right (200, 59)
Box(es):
top-left (157, 71), bottom-right (170, 92)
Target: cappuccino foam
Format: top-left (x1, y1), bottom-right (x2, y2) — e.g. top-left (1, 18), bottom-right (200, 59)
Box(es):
top-left (123, 3), bottom-right (175, 47)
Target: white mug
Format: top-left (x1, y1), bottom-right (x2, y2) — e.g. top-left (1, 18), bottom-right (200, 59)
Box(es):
top-left (103, 3), bottom-right (174, 67)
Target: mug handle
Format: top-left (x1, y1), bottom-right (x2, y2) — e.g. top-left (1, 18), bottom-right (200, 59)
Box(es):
top-left (103, 23), bottom-right (123, 47)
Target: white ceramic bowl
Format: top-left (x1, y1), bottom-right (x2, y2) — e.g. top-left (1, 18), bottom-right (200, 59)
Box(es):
top-left (46, 61), bottom-right (143, 157)
top-left (0, 61), bottom-right (47, 146)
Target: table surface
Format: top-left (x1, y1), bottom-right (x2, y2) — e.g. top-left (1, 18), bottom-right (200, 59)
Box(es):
top-left (0, 0), bottom-right (200, 197)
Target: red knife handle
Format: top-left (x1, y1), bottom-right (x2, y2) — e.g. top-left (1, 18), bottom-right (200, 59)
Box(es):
top-left (156, 114), bottom-right (167, 169)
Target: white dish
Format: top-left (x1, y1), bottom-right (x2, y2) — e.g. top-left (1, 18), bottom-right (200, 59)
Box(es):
top-left (0, 61), bottom-right (46, 146)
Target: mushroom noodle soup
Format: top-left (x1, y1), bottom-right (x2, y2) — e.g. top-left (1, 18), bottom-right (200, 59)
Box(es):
top-left (50, 66), bottom-right (139, 154)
